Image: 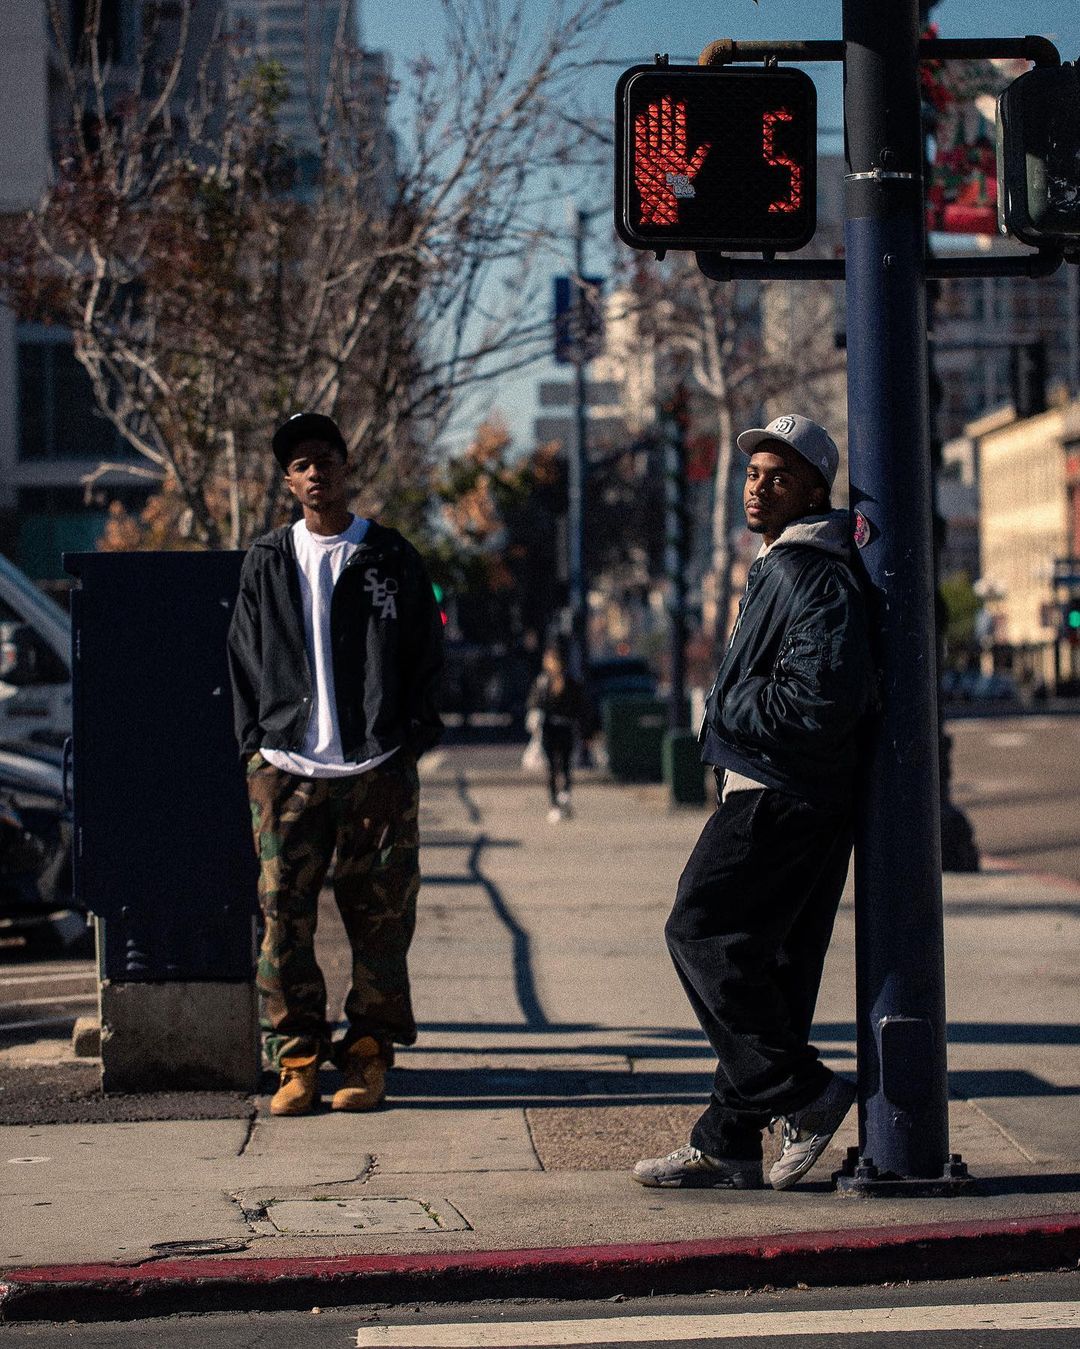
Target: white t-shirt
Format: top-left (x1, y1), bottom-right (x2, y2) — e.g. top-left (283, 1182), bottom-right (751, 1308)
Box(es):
top-left (261, 516), bottom-right (399, 779)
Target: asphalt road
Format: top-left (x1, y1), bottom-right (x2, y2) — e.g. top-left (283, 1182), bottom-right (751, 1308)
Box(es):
top-left (0, 1272), bottom-right (1076, 1345)
top-left (0, 947), bottom-right (96, 1049)
top-left (948, 711), bottom-right (1080, 883)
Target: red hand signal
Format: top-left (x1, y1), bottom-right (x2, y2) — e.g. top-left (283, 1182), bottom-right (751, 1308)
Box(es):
top-left (634, 95), bottom-right (710, 226)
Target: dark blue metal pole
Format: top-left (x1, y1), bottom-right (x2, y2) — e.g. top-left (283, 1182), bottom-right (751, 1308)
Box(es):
top-left (836, 0), bottom-right (969, 1192)
top-left (663, 387), bottom-right (689, 733)
top-left (568, 210), bottom-right (591, 682)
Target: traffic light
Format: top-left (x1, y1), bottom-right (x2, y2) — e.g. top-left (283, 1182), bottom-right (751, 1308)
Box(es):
top-left (432, 582), bottom-right (448, 627)
top-left (1010, 339), bottom-right (1047, 419)
top-left (615, 64), bottom-right (817, 254)
top-left (1065, 598), bottom-right (1080, 640)
top-left (996, 64), bottom-right (1080, 248)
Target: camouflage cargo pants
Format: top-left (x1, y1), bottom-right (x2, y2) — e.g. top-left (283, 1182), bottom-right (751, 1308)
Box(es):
top-left (245, 749), bottom-right (421, 1069)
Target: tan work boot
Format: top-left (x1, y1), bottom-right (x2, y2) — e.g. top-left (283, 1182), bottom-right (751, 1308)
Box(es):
top-left (332, 1036), bottom-right (387, 1112)
top-left (270, 1054), bottom-right (319, 1116)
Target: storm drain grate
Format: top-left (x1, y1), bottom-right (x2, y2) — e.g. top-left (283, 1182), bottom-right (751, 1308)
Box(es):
top-left (254, 1196), bottom-right (469, 1236)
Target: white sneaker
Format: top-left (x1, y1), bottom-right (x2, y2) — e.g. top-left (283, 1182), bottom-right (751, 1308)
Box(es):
top-left (547, 806), bottom-right (563, 823)
top-left (557, 791), bottom-right (574, 819)
top-left (632, 1144), bottom-right (764, 1189)
top-left (769, 1074), bottom-right (857, 1190)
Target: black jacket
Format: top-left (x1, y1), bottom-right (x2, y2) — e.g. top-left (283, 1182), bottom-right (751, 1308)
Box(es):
top-left (701, 511), bottom-right (874, 805)
top-left (227, 520), bottom-right (443, 761)
top-left (527, 673), bottom-right (591, 734)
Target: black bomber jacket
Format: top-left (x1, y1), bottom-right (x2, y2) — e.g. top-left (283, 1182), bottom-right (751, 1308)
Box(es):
top-left (701, 510), bottom-right (874, 805)
top-left (226, 520), bottom-right (444, 761)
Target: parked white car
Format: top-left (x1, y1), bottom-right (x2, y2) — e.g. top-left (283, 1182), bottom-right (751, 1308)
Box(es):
top-left (0, 554), bottom-right (72, 746)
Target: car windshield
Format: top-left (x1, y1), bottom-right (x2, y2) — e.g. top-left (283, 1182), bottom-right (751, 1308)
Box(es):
top-left (0, 555), bottom-right (69, 651)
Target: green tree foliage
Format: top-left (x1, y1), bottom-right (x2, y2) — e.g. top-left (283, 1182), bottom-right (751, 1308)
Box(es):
top-left (940, 569), bottom-right (981, 652)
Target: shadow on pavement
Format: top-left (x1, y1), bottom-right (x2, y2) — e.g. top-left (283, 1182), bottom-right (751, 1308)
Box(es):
top-left (971, 1172), bottom-right (1080, 1197)
top-left (947, 1070), bottom-right (1080, 1097)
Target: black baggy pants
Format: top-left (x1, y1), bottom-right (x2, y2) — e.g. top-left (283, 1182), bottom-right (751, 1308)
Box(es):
top-left (665, 781), bottom-right (853, 1160)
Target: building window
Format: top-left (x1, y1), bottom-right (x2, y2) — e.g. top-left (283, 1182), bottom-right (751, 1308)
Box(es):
top-left (16, 486), bottom-right (152, 582)
top-left (17, 329), bottom-right (127, 463)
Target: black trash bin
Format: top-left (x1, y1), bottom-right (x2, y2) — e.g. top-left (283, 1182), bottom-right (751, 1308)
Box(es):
top-left (603, 696), bottom-right (668, 782)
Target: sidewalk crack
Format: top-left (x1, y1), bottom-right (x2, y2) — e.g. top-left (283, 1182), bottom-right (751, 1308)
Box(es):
top-left (237, 1108), bottom-right (258, 1157)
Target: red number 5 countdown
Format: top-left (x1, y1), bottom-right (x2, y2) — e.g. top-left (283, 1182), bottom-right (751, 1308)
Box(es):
top-left (763, 107), bottom-right (802, 215)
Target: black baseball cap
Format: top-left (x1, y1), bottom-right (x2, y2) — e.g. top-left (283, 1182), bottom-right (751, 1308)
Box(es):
top-left (271, 412), bottom-right (348, 469)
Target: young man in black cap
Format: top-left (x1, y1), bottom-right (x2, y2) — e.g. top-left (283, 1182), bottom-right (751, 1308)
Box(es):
top-left (228, 413), bottom-right (443, 1116)
top-left (634, 414), bottom-right (874, 1192)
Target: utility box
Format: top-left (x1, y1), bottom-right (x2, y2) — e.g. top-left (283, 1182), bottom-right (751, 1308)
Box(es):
top-left (65, 551), bottom-right (258, 1093)
top-left (603, 696), bottom-right (668, 782)
top-left (663, 729), bottom-right (707, 806)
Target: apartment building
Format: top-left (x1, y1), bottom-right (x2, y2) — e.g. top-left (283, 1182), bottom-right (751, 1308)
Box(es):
top-left (973, 400), bottom-right (1080, 688)
top-left (1, 0), bottom-right (384, 580)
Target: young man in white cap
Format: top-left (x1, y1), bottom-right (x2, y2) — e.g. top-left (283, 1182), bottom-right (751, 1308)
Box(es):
top-left (228, 413), bottom-right (444, 1117)
top-left (634, 414), bottom-right (874, 1192)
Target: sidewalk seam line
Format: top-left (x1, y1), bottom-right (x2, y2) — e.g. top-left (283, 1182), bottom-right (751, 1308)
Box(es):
top-left (521, 1107), bottom-right (545, 1172)
top-left (965, 1097), bottom-right (1040, 1164)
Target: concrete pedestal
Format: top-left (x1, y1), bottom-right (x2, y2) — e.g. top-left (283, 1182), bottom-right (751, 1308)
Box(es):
top-left (100, 980), bottom-right (259, 1093)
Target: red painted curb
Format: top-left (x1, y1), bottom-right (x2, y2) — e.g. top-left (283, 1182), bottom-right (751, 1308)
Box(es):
top-left (2, 1212), bottom-right (1079, 1322)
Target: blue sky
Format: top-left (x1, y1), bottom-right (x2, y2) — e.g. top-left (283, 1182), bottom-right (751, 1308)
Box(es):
top-left (363, 1), bottom-right (1080, 449)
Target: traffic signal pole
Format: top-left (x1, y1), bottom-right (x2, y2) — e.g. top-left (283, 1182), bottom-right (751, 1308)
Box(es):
top-left (662, 387), bottom-right (690, 732)
top-left (568, 209), bottom-right (591, 681)
top-left (836, 0), bottom-right (970, 1192)
top-left (615, 17), bottom-right (1073, 1192)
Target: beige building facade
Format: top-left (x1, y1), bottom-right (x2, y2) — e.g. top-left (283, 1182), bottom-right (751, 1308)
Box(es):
top-left (976, 399), bottom-right (1080, 687)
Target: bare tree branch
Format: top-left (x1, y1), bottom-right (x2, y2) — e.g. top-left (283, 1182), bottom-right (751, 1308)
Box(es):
top-left (2, 0), bottom-right (621, 548)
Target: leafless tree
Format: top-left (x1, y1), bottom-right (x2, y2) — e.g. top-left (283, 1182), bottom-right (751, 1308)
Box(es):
top-left (0, 0), bottom-right (620, 548)
top-left (617, 255), bottom-right (844, 648)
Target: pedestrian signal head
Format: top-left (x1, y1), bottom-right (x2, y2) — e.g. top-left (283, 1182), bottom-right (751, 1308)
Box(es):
top-left (615, 65), bottom-right (817, 254)
top-left (997, 64), bottom-right (1080, 247)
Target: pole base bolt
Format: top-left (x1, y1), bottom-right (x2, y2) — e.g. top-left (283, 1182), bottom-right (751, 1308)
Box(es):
top-left (834, 1145), bottom-right (976, 1196)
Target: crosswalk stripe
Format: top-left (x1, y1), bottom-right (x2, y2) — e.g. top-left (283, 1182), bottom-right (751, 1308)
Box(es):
top-left (0, 972), bottom-right (94, 988)
top-left (0, 963), bottom-right (93, 979)
top-left (0, 994), bottom-right (96, 1009)
top-left (351, 1300), bottom-right (1080, 1346)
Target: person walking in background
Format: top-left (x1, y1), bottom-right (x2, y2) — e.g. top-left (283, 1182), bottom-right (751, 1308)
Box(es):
top-left (634, 414), bottom-right (874, 1193)
top-left (227, 413), bottom-right (443, 1118)
top-left (527, 641), bottom-right (590, 822)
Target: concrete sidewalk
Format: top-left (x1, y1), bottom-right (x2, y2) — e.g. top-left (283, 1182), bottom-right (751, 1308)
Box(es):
top-left (2, 745), bottom-right (1078, 1317)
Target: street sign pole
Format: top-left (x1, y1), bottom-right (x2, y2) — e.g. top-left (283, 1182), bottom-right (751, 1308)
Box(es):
top-left (836, 0), bottom-right (970, 1193)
